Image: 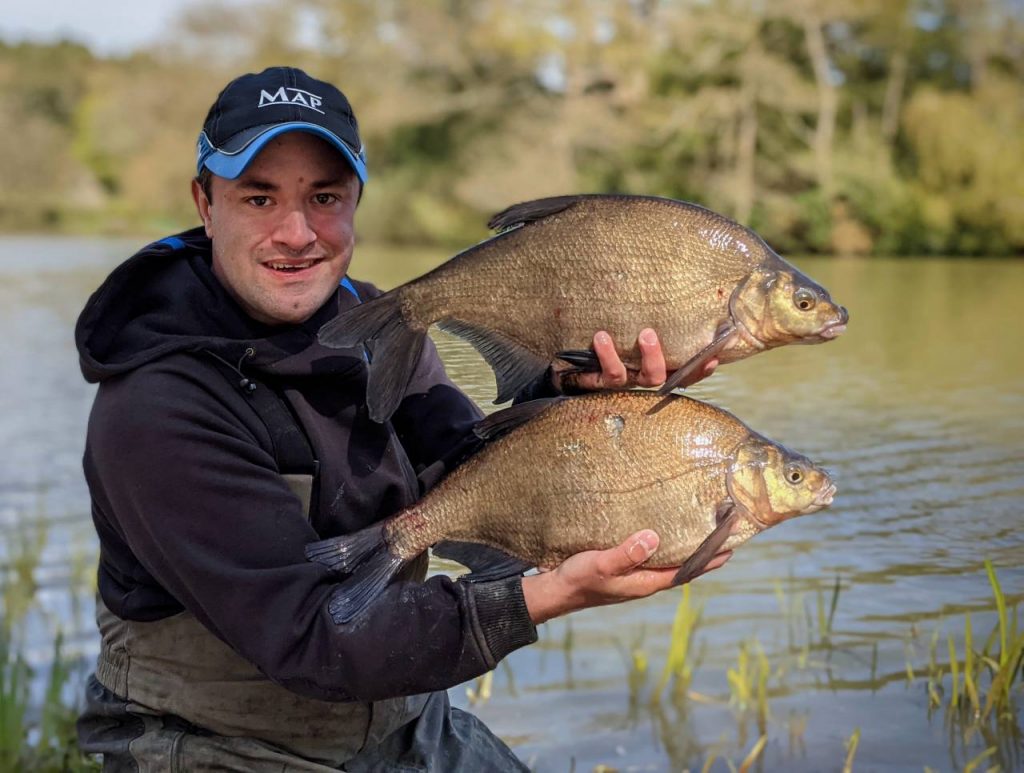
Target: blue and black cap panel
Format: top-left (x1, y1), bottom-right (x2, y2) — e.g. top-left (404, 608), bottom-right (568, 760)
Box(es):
top-left (197, 66), bottom-right (367, 183)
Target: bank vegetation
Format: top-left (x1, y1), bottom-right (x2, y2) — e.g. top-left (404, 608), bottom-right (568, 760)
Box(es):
top-left (1, 0), bottom-right (1022, 255)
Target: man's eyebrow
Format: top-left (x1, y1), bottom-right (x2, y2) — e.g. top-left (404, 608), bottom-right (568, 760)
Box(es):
top-left (310, 177), bottom-right (349, 189)
top-left (235, 178), bottom-right (278, 192)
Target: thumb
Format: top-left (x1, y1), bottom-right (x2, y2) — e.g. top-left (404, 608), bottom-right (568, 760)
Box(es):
top-left (610, 529), bottom-right (659, 575)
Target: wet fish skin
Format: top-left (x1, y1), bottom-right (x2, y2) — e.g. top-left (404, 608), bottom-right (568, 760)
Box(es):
top-left (319, 194), bottom-right (848, 422)
top-left (305, 392), bottom-right (835, 622)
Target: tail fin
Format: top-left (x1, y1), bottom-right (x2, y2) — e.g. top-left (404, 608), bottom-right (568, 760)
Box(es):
top-left (305, 523), bottom-right (387, 573)
top-left (306, 525), bottom-right (408, 624)
top-left (318, 293), bottom-right (425, 423)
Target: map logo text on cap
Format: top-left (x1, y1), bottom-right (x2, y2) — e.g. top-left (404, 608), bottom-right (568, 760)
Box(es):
top-left (258, 87), bottom-right (324, 114)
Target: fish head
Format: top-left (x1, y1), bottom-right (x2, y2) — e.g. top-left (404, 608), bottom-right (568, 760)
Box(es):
top-left (731, 263), bottom-right (848, 348)
top-left (727, 440), bottom-right (836, 528)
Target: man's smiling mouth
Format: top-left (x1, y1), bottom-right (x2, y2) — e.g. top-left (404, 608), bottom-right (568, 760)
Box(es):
top-left (265, 259), bottom-right (323, 272)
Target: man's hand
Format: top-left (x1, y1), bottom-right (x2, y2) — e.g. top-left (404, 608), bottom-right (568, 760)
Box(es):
top-left (556, 328), bottom-right (718, 392)
top-left (521, 530), bottom-right (732, 625)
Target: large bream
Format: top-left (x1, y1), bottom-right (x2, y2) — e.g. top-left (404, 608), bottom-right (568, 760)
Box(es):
top-left (319, 194), bottom-right (849, 422)
top-left (306, 392), bottom-right (836, 623)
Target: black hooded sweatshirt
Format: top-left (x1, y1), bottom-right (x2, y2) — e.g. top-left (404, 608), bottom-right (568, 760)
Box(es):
top-left (75, 228), bottom-right (538, 702)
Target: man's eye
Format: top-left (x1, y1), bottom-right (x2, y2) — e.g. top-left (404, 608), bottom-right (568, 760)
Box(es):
top-left (249, 196), bottom-right (270, 207)
top-left (314, 193), bottom-right (338, 205)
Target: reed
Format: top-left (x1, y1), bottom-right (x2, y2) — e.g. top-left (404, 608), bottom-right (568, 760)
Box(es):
top-left (0, 628), bottom-right (30, 771)
top-left (815, 576), bottom-right (842, 646)
top-left (842, 728), bottom-right (861, 773)
top-left (942, 562), bottom-right (1022, 727)
top-left (773, 574), bottom-right (844, 666)
top-left (2, 521), bottom-right (47, 637)
top-left (962, 745), bottom-right (996, 773)
top-left (737, 734), bottom-right (767, 773)
top-left (0, 629), bottom-right (97, 771)
top-left (652, 585), bottom-right (703, 705)
top-left (465, 670), bottom-right (494, 706)
top-left (727, 637), bottom-right (772, 739)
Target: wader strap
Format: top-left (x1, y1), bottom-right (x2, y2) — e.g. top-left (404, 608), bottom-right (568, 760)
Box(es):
top-left (242, 375), bottom-right (318, 477)
top-left (202, 354), bottom-right (320, 518)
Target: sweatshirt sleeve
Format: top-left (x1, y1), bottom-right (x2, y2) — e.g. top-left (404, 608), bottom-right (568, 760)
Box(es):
top-left (391, 336), bottom-right (485, 488)
top-left (85, 359), bottom-right (536, 703)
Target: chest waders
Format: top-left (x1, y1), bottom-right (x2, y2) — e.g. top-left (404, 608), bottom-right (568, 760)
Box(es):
top-left (83, 278), bottom-right (431, 770)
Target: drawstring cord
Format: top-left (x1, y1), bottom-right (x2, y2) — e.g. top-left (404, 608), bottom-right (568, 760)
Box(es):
top-left (204, 347), bottom-right (257, 394)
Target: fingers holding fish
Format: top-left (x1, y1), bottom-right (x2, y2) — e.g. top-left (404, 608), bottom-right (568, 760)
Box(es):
top-left (521, 529), bottom-right (734, 625)
top-left (636, 329), bottom-right (668, 387)
top-left (593, 330), bottom-right (633, 388)
top-left (558, 329), bottom-right (663, 391)
top-left (556, 328), bottom-right (717, 394)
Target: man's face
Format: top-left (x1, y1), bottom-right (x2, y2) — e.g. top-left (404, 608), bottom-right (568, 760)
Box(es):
top-left (192, 132), bottom-right (360, 326)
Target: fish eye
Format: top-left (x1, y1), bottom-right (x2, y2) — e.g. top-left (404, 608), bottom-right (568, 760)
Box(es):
top-left (793, 288), bottom-right (817, 311)
top-left (784, 465), bottom-right (804, 484)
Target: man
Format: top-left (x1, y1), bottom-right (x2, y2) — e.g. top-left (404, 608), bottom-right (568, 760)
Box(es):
top-left (74, 66), bottom-right (724, 771)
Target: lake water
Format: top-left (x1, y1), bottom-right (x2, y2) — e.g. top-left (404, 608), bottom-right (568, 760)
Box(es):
top-left (1, 236), bottom-right (1022, 771)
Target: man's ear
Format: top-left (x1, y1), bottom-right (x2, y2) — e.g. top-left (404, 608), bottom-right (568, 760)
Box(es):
top-left (191, 178), bottom-right (213, 238)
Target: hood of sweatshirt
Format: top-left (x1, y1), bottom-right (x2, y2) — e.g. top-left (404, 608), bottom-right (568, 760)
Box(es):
top-left (75, 227), bottom-right (364, 383)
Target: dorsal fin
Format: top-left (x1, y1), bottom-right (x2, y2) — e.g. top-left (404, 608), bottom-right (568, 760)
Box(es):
top-left (487, 195), bottom-right (595, 232)
top-left (473, 397), bottom-right (566, 441)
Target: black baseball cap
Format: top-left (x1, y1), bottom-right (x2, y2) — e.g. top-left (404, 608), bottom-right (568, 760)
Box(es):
top-left (196, 66), bottom-right (367, 184)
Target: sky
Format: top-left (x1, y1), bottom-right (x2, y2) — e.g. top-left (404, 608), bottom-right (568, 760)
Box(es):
top-left (0, 0), bottom-right (251, 55)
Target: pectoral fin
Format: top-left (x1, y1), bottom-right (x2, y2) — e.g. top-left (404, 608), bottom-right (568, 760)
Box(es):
top-left (671, 505), bottom-right (738, 586)
top-left (438, 319), bottom-right (550, 404)
top-left (657, 322), bottom-right (735, 396)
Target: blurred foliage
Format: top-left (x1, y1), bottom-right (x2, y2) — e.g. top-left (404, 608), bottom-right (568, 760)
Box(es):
top-left (0, 0), bottom-right (1022, 254)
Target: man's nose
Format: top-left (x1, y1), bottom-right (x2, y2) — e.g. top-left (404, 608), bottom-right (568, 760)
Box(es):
top-left (273, 209), bottom-right (316, 252)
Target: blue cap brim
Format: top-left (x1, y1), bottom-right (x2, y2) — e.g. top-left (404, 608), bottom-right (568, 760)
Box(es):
top-left (198, 122), bottom-right (367, 184)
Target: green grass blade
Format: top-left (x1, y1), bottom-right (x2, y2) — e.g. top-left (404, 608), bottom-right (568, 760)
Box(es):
top-left (947, 633), bottom-right (960, 709)
top-left (738, 734), bottom-right (767, 773)
top-left (842, 728), bottom-right (861, 773)
top-left (964, 613), bottom-right (980, 714)
top-left (963, 745), bottom-right (996, 773)
top-left (981, 629), bottom-right (1024, 719)
top-left (984, 560), bottom-right (1008, 668)
top-left (827, 575), bottom-right (841, 634)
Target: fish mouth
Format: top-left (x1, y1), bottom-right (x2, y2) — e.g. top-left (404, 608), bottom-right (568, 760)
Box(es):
top-left (820, 305), bottom-right (849, 339)
top-left (819, 322), bottom-right (847, 340)
top-left (813, 483), bottom-right (837, 507)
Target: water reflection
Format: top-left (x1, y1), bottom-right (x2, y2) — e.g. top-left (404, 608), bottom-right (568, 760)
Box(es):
top-left (2, 238), bottom-right (1022, 771)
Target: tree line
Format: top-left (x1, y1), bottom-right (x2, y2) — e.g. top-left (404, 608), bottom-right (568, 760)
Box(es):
top-left (1, 0), bottom-right (1022, 255)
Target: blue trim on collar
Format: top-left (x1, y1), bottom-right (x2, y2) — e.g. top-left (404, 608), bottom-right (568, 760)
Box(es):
top-left (338, 277), bottom-right (370, 363)
top-left (339, 276), bottom-right (360, 301)
top-left (157, 236), bottom-right (186, 250)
